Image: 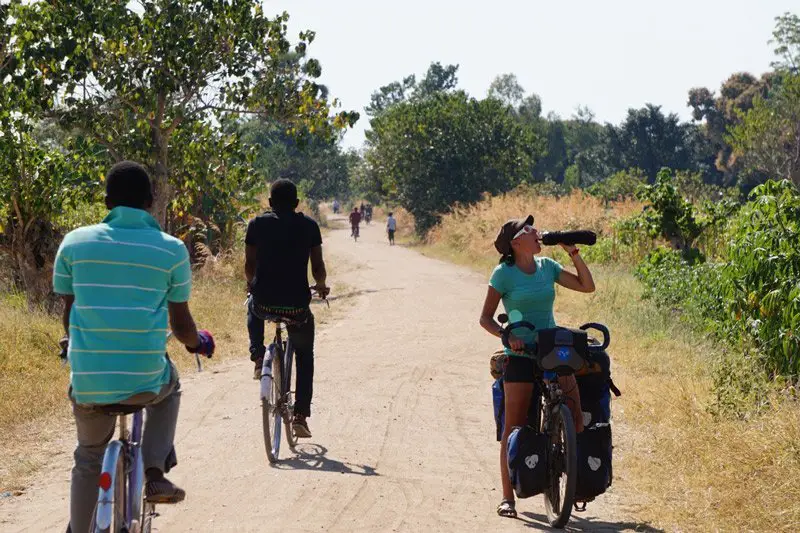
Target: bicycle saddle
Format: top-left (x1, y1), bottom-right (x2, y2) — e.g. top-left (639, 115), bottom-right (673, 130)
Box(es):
top-left (93, 404), bottom-right (145, 416)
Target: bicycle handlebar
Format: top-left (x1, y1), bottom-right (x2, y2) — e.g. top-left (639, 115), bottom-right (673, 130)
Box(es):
top-left (500, 320), bottom-right (538, 355)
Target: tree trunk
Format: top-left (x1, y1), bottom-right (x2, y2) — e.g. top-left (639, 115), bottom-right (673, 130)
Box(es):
top-left (151, 128), bottom-right (172, 230)
top-left (12, 219), bottom-right (61, 312)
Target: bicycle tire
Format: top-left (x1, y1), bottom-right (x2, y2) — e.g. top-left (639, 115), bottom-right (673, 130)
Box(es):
top-left (262, 351), bottom-right (283, 463)
top-left (544, 403), bottom-right (577, 529)
top-left (282, 339), bottom-right (298, 450)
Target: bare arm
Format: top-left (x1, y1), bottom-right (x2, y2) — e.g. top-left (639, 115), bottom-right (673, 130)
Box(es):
top-left (60, 295), bottom-right (75, 336)
top-left (555, 246), bottom-right (595, 293)
top-left (479, 286), bottom-right (504, 338)
top-left (168, 302), bottom-right (200, 349)
top-left (245, 244), bottom-right (257, 288)
top-left (309, 245), bottom-right (328, 294)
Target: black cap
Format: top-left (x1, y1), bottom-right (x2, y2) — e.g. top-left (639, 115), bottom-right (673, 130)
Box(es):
top-left (493, 215), bottom-right (534, 256)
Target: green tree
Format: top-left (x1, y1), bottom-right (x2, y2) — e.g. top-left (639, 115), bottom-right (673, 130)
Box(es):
top-left (635, 169), bottom-right (703, 254)
top-left (729, 73), bottom-right (800, 186)
top-left (366, 62), bottom-right (459, 118)
top-left (770, 12), bottom-right (800, 72)
top-left (366, 91), bottom-right (540, 233)
top-left (239, 119), bottom-right (354, 201)
top-left (606, 104), bottom-right (699, 182)
top-left (487, 73), bottom-right (525, 108)
top-left (1, 1), bottom-right (101, 306)
top-left (11, 0), bottom-right (358, 227)
top-left (533, 118), bottom-right (569, 182)
top-left (688, 72), bottom-right (776, 186)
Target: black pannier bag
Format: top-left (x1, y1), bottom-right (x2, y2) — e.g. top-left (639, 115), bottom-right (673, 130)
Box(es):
top-left (574, 323), bottom-right (621, 502)
top-left (506, 424), bottom-right (549, 498)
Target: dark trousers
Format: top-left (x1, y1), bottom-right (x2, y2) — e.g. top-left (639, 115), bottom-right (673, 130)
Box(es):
top-left (248, 308), bottom-right (315, 417)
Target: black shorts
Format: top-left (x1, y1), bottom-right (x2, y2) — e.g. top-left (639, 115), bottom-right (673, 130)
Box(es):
top-left (504, 355), bottom-right (536, 383)
top-left (388, 229), bottom-right (396, 238)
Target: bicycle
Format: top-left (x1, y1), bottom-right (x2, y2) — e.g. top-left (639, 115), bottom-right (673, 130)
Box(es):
top-left (498, 314), bottom-right (591, 528)
top-left (59, 336), bottom-right (210, 533)
top-left (256, 289), bottom-right (329, 463)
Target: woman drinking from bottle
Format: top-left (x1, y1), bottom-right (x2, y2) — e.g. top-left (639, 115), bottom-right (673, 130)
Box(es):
top-left (479, 215), bottom-right (595, 519)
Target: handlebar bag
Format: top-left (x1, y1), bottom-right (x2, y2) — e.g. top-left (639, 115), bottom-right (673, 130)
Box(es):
top-left (536, 327), bottom-right (588, 373)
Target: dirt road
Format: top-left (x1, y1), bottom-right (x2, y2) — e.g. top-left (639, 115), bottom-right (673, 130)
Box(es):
top-left (0, 217), bottom-right (653, 532)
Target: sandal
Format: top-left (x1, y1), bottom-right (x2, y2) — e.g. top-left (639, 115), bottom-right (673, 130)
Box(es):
top-left (496, 499), bottom-right (517, 518)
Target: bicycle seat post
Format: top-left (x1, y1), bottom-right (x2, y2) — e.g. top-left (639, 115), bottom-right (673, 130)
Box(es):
top-left (118, 414), bottom-right (128, 441)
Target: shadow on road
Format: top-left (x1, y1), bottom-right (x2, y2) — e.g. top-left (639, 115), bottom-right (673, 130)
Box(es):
top-left (520, 511), bottom-right (666, 532)
top-left (271, 443), bottom-right (379, 477)
top-left (311, 287), bottom-right (402, 305)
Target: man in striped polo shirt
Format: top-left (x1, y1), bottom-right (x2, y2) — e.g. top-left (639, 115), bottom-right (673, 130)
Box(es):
top-left (54, 161), bottom-right (215, 533)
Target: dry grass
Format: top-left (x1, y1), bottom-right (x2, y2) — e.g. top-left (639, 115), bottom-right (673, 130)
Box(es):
top-left (427, 188), bottom-right (643, 262)
top-left (421, 190), bottom-right (800, 532)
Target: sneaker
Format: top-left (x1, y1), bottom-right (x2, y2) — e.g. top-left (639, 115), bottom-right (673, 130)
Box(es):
top-left (292, 414), bottom-right (312, 438)
top-left (145, 477), bottom-right (186, 504)
top-left (253, 358), bottom-right (263, 380)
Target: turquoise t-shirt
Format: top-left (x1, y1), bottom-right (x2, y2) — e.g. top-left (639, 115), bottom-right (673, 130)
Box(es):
top-left (53, 207), bottom-right (192, 404)
top-left (489, 256), bottom-right (563, 357)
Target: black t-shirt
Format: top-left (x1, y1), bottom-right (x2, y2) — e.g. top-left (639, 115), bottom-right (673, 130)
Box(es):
top-left (245, 211), bottom-right (322, 309)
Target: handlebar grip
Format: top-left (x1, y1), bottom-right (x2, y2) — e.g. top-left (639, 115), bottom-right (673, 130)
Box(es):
top-left (500, 321), bottom-right (537, 352)
top-left (579, 322), bottom-right (610, 350)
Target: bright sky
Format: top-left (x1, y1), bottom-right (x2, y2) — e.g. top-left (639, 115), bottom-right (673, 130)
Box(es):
top-left (267, 0), bottom-right (796, 149)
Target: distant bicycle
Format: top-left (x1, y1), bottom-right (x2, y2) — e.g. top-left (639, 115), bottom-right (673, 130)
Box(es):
top-left (59, 336), bottom-right (210, 533)
top-left (256, 289), bottom-right (329, 463)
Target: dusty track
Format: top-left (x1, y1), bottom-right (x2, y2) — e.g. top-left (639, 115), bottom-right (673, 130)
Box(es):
top-left (0, 216), bottom-right (653, 532)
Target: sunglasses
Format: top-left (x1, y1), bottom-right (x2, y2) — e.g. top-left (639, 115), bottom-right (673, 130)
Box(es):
top-left (512, 225), bottom-right (536, 240)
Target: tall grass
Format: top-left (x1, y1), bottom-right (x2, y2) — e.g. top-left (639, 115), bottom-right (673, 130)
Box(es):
top-left (427, 188), bottom-right (644, 263)
top-left (422, 190), bottom-right (800, 531)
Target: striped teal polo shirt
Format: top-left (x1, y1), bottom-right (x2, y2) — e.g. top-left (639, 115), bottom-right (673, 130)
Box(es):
top-left (53, 206), bottom-right (192, 404)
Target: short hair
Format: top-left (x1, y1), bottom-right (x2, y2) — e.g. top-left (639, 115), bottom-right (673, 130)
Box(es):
top-left (388, 212), bottom-right (393, 216)
top-left (106, 161), bottom-right (153, 209)
top-left (270, 179), bottom-right (298, 211)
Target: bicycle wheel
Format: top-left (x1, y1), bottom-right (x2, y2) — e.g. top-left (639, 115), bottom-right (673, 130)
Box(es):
top-left (282, 339), bottom-right (298, 450)
top-left (544, 403), bottom-right (577, 529)
top-left (262, 349), bottom-right (283, 463)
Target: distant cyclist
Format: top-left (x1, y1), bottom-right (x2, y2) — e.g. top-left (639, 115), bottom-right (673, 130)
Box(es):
top-left (365, 204), bottom-right (373, 224)
top-left (244, 179), bottom-right (330, 438)
top-left (54, 161), bottom-right (215, 533)
top-left (349, 206), bottom-right (362, 239)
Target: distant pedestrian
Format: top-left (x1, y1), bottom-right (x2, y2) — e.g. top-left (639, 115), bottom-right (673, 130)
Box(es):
top-left (386, 212), bottom-right (397, 245)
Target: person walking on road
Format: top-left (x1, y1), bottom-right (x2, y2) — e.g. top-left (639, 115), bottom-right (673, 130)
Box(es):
top-left (386, 212), bottom-right (397, 245)
top-left (349, 207), bottom-right (362, 240)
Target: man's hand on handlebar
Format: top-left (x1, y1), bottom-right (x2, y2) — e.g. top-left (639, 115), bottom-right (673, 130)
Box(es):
top-left (187, 329), bottom-right (215, 357)
top-left (311, 284), bottom-right (330, 299)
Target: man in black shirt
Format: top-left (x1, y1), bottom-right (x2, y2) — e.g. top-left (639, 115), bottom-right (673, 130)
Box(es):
top-left (245, 179), bottom-right (329, 438)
